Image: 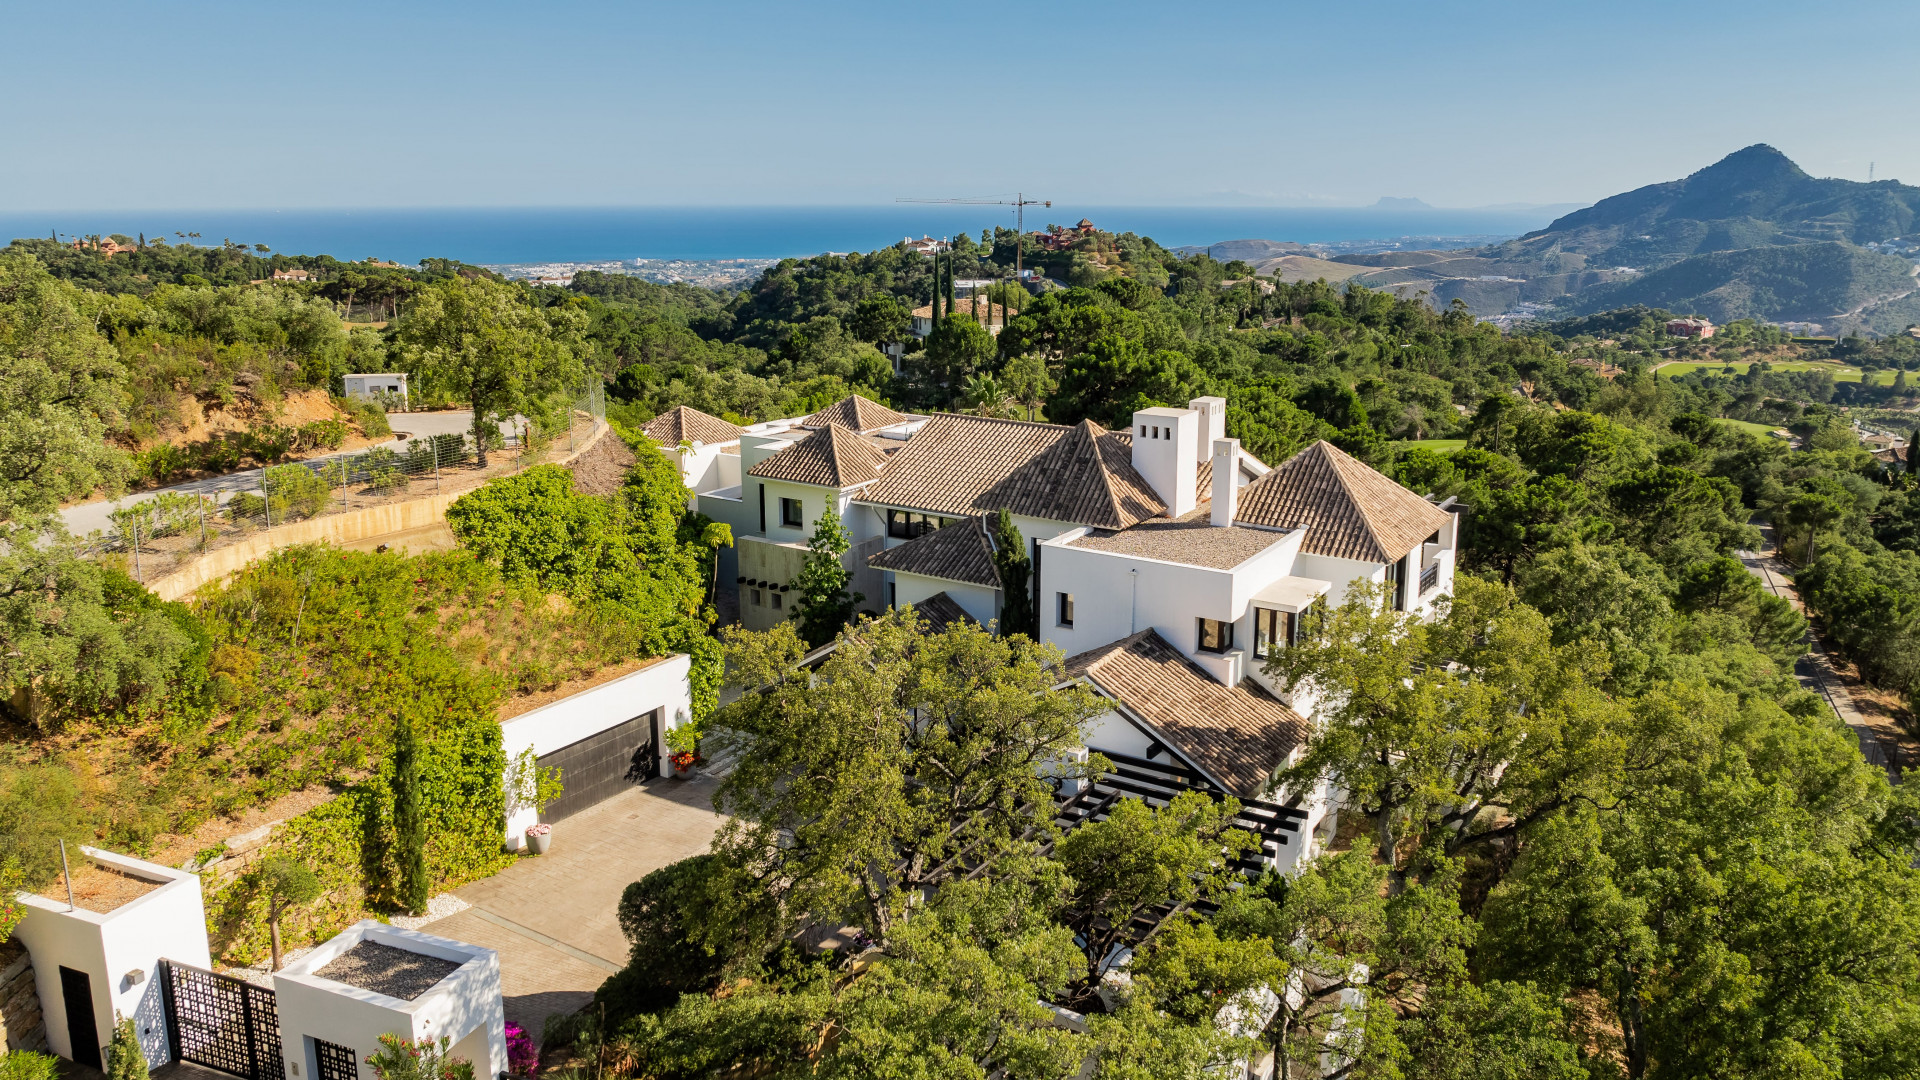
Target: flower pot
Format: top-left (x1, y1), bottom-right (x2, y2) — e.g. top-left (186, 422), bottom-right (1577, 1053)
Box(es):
top-left (527, 831), bottom-right (552, 855)
top-left (672, 762), bottom-right (694, 780)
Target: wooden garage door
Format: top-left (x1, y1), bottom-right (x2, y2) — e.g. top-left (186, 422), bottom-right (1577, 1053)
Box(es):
top-left (537, 708), bottom-right (661, 822)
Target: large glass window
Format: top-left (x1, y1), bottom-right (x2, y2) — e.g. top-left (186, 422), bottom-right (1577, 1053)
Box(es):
top-left (1197, 617), bottom-right (1234, 654)
top-left (886, 509), bottom-right (950, 539)
top-left (1254, 608), bottom-right (1294, 658)
top-left (781, 497), bottom-right (804, 528)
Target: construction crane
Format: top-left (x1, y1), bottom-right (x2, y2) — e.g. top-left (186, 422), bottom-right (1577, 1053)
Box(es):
top-left (896, 193), bottom-right (1051, 282)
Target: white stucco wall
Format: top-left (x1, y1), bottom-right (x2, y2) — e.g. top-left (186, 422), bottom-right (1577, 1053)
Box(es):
top-left (1037, 537), bottom-right (1240, 662)
top-left (890, 572), bottom-right (999, 627)
top-left (12, 848), bottom-right (211, 1069)
top-left (275, 922), bottom-right (505, 1080)
top-left (498, 654), bottom-right (692, 847)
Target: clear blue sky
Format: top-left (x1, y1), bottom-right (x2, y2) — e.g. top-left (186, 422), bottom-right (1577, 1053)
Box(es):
top-left (3, 0), bottom-right (1914, 210)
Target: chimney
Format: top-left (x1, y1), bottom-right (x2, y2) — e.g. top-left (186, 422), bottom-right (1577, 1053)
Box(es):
top-left (1189, 396), bottom-right (1227, 466)
top-left (1130, 407), bottom-right (1198, 517)
top-left (1212, 438), bottom-right (1240, 527)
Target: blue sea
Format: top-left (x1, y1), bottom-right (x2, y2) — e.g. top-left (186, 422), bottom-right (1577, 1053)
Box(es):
top-left (0, 205), bottom-right (1574, 266)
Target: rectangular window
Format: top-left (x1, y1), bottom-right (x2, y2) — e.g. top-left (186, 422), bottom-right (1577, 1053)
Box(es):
top-left (886, 509), bottom-right (948, 539)
top-left (1392, 554), bottom-right (1410, 612)
top-left (757, 484), bottom-right (766, 532)
top-left (1254, 608), bottom-right (1294, 658)
top-left (781, 497), bottom-right (804, 528)
top-left (771, 592), bottom-right (783, 610)
top-left (1057, 592), bottom-right (1074, 628)
top-left (1197, 617), bottom-right (1234, 654)
top-left (888, 581), bottom-right (897, 609)
top-left (751, 588), bottom-right (762, 606)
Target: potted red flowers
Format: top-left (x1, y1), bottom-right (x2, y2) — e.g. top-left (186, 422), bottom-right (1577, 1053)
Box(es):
top-left (666, 723), bottom-right (702, 779)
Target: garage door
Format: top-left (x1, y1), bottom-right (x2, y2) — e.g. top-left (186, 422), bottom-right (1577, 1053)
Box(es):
top-left (537, 708), bottom-right (661, 822)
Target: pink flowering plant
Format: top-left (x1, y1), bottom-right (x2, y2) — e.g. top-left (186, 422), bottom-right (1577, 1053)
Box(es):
top-left (504, 1022), bottom-right (538, 1076)
top-left (525, 823), bottom-right (552, 837)
top-left (365, 1033), bottom-right (475, 1080)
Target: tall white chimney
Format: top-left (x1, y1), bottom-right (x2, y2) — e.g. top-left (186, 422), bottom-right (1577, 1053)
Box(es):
top-left (1130, 406), bottom-right (1198, 517)
top-left (1189, 396), bottom-right (1227, 467)
top-left (1212, 437), bottom-right (1240, 527)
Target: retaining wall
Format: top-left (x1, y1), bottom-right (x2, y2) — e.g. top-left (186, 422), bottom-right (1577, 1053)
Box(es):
top-left (0, 939), bottom-right (48, 1054)
top-left (148, 421), bottom-right (610, 602)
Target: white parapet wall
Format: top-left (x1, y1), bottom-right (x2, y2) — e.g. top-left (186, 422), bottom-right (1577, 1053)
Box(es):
top-left (498, 653), bottom-right (693, 847)
top-left (274, 921), bottom-right (505, 1080)
top-left (10, 848), bottom-right (212, 1069)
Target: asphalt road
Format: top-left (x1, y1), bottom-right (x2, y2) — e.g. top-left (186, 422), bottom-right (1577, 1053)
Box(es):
top-left (60, 410), bottom-right (508, 539)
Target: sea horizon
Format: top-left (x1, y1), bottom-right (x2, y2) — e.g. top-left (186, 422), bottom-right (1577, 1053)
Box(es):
top-left (0, 204), bottom-right (1576, 267)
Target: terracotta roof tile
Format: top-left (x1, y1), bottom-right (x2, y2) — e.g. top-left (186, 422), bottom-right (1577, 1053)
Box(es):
top-left (868, 517), bottom-right (1001, 588)
top-left (1234, 440), bottom-right (1451, 563)
top-left (857, 414), bottom-right (1165, 529)
top-left (747, 423), bottom-right (888, 487)
top-left (1068, 505), bottom-right (1290, 570)
top-left (910, 591), bottom-right (976, 633)
top-left (799, 395), bottom-right (911, 434)
top-left (1065, 630), bottom-right (1308, 797)
top-left (639, 405), bottom-right (745, 446)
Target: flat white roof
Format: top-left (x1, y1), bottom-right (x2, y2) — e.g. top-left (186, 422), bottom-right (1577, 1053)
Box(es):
top-left (1249, 575), bottom-right (1332, 610)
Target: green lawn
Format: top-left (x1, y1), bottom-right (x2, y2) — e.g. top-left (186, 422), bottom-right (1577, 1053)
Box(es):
top-left (1396, 438), bottom-right (1467, 453)
top-left (1713, 418), bottom-right (1782, 437)
top-left (1659, 359), bottom-right (1867, 383)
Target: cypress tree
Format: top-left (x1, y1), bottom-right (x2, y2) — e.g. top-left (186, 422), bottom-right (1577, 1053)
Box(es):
top-left (990, 509), bottom-right (1035, 638)
top-left (1909, 426), bottom-right (1919, 474)
top-left (945, 252), bottom-right (956, 314)
top-left (392, 714), bottom-right (430, 915)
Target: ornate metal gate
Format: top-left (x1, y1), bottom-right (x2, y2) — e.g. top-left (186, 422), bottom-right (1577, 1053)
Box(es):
top-left (158, 959), bottom-right (284, 1080)
top-left (315, 1038), bottom-right (359, 1080)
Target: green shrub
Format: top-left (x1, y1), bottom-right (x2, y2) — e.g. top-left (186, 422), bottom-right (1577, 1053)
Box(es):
top-left (298, 419), bottom-right (349, 451)
top-left (0, 1051), bottom-right (61, 1080)
top-left (335, 394), bottom-right (392, 439)
top-left (263, 463), bottom-right (331, 520)
top-left (106, 1015), bottom-right (147, 1080)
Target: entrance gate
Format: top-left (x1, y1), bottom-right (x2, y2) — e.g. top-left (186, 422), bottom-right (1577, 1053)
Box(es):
top-left (158, 959), bottom-right (284, 1080)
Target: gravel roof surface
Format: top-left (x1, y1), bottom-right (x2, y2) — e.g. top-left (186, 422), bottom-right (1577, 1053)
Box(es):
top-left (314, 940), bottom-right (462, 1000)
top-left (1068, 506), bottom-right (1289, 569)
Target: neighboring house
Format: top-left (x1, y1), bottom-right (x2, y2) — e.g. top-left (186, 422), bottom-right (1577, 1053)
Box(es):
top-left (909, 296), bottom-right (1007, 337)
top-left (639, 405), bottom-right (748, 505)
top-left (342, 372), bottom-right (409, 411)
top-left (1666, 317), bottom-right (1715, 338)
top-left (1031, 218), bottom-right (1099, 251)
top-left (691, 392), bottom-right (1459, 869)
top-left (903, 236), bottom-right (948, 256)
top-left (272, 267), bottom-right (314, 282)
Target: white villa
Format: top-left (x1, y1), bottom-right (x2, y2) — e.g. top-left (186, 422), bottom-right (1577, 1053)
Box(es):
top-left (681, 393), bottom-right (1460, 870)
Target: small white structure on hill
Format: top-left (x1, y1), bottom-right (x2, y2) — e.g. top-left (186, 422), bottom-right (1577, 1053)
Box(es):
top-left (274, 921), bottom-right (505, 1080)
top-left (10, 848), bottom-right (212, 1070)
top-left (342, 373), bottom-right (410, 411)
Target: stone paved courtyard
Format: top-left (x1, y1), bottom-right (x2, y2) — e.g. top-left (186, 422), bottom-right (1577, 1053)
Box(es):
top-left (431, 775), bottom-right (725, 1037)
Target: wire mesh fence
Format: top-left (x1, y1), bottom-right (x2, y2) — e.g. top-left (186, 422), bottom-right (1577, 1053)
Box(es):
top-left (89, 384), bottom-right (606, 585)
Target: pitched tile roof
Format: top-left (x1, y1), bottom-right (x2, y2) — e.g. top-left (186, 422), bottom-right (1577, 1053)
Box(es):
top-left (856, 414), bottom-right (1166, 530)
top-left (1064, 630), bottom-right (1309, 798)
top-left (799, 395), bottom-right (911, 433)
top-left (639, 405), bottom-right (745, 446)
top-left (1233, 440), bottom-right (1451, 563)
top-left (747, 423), bottom-right (889, 487)
top-left (910, 591), bottom-right (976, 633)
top-left (868, 517), bottom-right (1001, 588)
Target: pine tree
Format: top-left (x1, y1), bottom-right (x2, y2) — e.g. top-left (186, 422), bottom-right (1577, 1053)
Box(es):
top-left (106, 1015), bottom-right (147, 1080)
top-left (989, 509), bottom-right (1034, 638)
top-left (790, 509), bottom-right (862, 648)
top-left (392, 714), bottom-right (430, 915)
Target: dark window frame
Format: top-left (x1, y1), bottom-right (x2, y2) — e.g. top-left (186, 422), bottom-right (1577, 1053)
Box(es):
top-left (1057, 592), bottom-right (1074, 628)
top-left (1197, 617), bottom-right (1234, 655)
top-left (886, 508), bottom-right (949, 539)
top-left (781, 497), bottom-right (805, 528)
top-left (1254, 607), bottom-right (1294, 658)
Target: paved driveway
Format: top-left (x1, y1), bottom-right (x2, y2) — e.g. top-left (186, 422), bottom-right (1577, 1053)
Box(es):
top-left (430, 777), bottom-right (725, 1037)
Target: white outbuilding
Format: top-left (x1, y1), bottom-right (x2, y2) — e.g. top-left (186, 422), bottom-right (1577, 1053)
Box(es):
top-left (273, 921), bottom-right (505, 1080)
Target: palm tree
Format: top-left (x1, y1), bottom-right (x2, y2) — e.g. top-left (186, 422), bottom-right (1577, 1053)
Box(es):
top-left (697, 521), bottom-right (734, 605)
top-left (962, 374), bottom-right (1008, 417)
